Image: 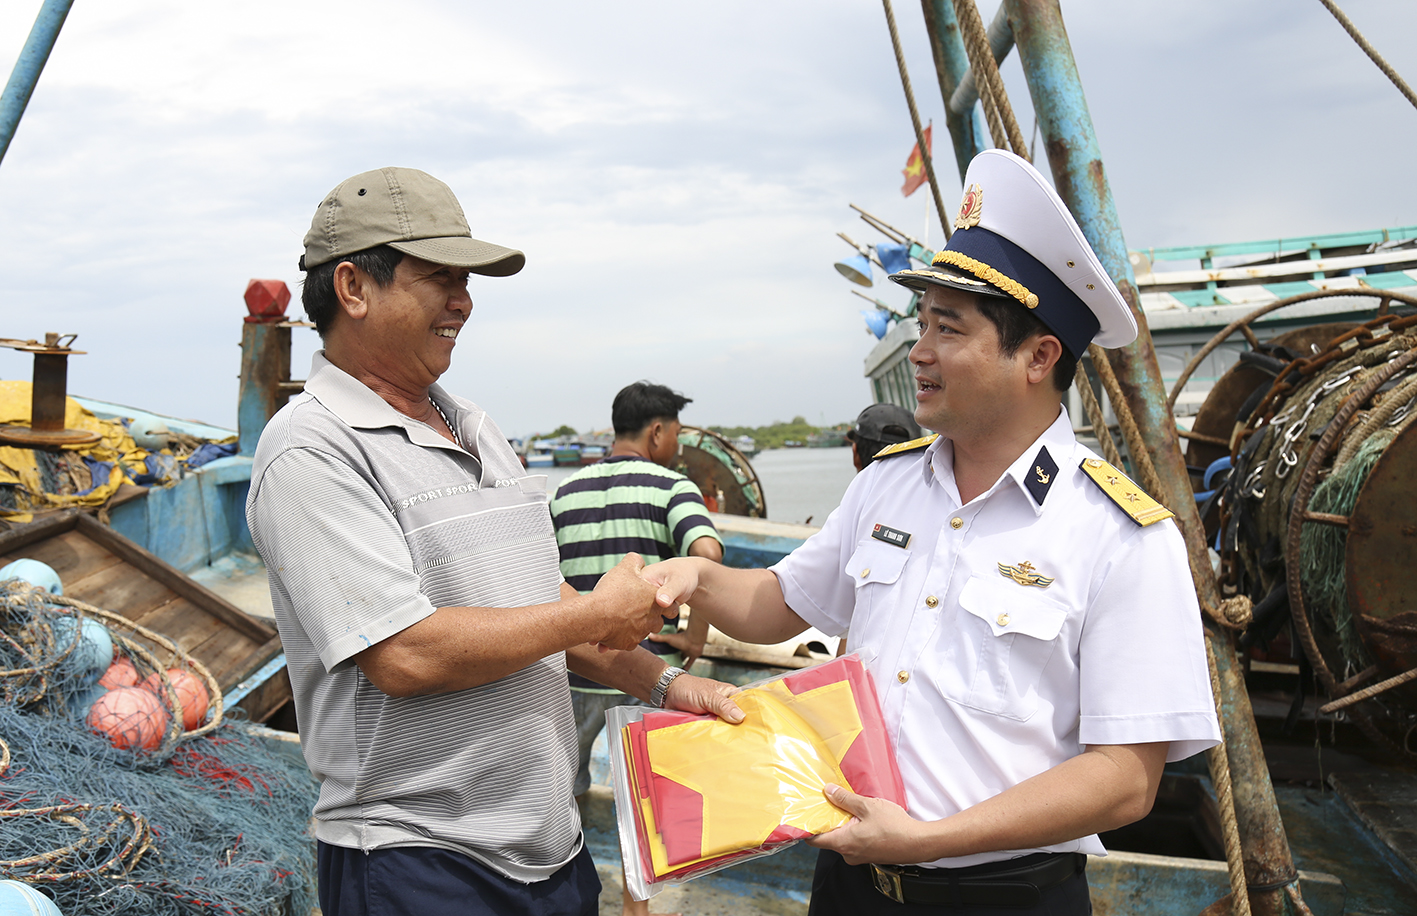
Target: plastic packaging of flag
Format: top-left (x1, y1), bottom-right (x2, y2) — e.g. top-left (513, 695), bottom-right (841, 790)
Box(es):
top-left (609, 653), bottom-right (906, 901)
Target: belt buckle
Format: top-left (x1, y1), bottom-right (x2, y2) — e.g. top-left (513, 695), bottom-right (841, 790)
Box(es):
top-left (870, 864), bottom-right (906, 904)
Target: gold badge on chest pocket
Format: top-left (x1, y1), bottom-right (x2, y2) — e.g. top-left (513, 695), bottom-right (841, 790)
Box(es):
top-left (998, 560), bottom-right (1054, 589)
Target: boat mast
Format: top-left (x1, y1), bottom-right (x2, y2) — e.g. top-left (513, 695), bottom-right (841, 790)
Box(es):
top-left (0, 0), bottom-right (76, 168)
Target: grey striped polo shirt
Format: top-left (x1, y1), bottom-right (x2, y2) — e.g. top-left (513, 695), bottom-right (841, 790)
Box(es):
top-left (246, 351), bottom-right (579, 882)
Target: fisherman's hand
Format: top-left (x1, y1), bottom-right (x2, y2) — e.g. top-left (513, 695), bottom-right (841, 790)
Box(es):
top-left (663, 673), bottom-right (744, 724)
top-left (807, 784), bottom-right (924, 865)
top-left (590, 553), bottom-right (671, 651)
top-left (639, 557), bottom-right (703, 610)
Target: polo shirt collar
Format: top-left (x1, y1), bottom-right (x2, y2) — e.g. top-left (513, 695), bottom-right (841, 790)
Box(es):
top-left (304, 351), bottom-right (483, 455)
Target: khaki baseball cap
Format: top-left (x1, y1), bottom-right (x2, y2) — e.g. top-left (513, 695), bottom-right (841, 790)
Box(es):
top-left (301, 167), bottom-right (525, 275)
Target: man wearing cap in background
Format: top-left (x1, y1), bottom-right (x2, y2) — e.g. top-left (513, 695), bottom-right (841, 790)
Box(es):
top-left (643, 150), bottom-right (1220, 914)
top-left (846, 402), bottom-right (921, 472)
top-left (246, 167), bottom-right (742, 916)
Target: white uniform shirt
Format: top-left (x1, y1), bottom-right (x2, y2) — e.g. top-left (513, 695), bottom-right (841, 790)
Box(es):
top-left (772, 410), bottom-right (1221, 868)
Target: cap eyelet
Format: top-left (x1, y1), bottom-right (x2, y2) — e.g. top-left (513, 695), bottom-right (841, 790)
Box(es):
top-left (358, 188), bottom-right (367, 196)
top-left (1066, 260), bottom-right (1075, 268)
top-left (1086, 283), bottom-right (1095, 289)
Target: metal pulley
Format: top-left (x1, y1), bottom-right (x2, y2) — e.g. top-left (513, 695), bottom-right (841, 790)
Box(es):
top-left (0, 332), bottom-right (101, 449)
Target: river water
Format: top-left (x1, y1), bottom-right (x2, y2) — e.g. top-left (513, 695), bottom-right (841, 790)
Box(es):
top-left (541, 446), bottom-right (858, 527)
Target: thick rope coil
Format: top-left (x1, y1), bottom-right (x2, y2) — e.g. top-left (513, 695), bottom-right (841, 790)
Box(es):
top-left (1203, 596), bottom-right (1255, 632)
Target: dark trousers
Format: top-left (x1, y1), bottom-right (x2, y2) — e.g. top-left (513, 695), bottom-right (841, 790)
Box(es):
top-left (807, 850), bottom-right (1091, 916)
top-left (317, 841), bottom-right (601, 916)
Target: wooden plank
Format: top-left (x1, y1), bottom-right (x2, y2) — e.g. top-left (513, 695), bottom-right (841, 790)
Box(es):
top-left (0, 509), bottom-right (82, 553)
top-left (134, 597), bottom-right (227, 658)
top-left (191, 627), bottom-right (273, 689)
top-left (232, 667), bottom-right (293, 724)
top-left (75, 516), bottom-right (274, 643)
top-left (2, 527), bottom-right (123, 586)
top-left (1138, 248), bottom-right (1417, 287)
top-left (64, 562), bottom-right (179, 620)
top-left (698, 641), bottom-right (817, 670)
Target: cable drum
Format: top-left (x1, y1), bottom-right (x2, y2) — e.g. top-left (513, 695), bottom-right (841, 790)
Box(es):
top-left (1216, 309), bottom-right (1417, 753)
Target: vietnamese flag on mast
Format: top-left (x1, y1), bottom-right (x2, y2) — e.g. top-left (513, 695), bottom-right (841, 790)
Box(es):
top-left (901, 125), bottom-right (932, 197)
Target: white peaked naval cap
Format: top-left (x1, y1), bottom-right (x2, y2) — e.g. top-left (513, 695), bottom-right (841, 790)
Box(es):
top-left (891, 149), bottom-right (1137, 356)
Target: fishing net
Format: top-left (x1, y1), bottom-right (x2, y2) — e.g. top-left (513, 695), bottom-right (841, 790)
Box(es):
top-left (0, 580), bottom-right (318, 916)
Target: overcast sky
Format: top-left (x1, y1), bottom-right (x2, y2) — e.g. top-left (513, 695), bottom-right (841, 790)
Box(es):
top-left (1, 1), bottom-right (1414, 438)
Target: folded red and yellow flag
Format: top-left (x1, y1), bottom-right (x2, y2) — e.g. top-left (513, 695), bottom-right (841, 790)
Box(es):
top-left (617, 655), bottom-right (905, 883)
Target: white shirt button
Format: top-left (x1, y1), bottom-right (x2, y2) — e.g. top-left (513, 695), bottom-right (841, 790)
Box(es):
top-left (950, 517), bottom-right (963, 530)
top-left (925, 595), bottom-right (939, 608)
top-left (997, 613), bottom-right (1011, 627)
top-left (897, 670), bottom-right (910, 684)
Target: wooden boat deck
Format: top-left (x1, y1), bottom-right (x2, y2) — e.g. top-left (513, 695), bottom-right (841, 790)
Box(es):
top-left (0, 510), bottom-right (288, 722)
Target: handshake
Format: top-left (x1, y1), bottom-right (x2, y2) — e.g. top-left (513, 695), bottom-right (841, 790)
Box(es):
top-left (584, 552), bottom-right (703, 653)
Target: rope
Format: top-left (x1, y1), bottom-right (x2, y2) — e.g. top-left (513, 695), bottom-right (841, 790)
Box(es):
top-left (1317, 0), bottom-right (1417, 113)
top-left (1205, 637), bottom-right (1254, 916)
top-left (1072, 362), bottom-right (1125, 468)
top-left (951, 0), bottom-right (1030, 157)
top-left (882, 0), bottom-right (951, 236)
top-left (1332, 372), bottom-right (1417, 470)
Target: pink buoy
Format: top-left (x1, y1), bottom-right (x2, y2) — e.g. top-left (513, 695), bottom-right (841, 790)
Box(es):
top-left (87, 686), bottom-right (170, 751)
top-left (140, 668), bottom-right (211, 731)
top-left (99, 656), bottom-right (139, 689)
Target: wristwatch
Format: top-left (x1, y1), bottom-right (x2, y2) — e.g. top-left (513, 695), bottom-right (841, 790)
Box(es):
top-left (651, 666), bottom-right (687, 709)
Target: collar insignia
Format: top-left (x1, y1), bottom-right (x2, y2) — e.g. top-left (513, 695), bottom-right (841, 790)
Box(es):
top-left (1023, 446), bottom-right (1058, 507)
top-left (955, 183), bottom-right (983, 230)
top-left (999, 560), bottom-right (1054, 589)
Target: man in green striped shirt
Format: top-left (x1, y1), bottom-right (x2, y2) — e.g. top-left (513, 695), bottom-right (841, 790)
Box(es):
top-left (549, 381), bottom-right (723, 915)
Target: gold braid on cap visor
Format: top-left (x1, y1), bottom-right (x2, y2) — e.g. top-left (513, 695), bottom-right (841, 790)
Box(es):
top-left (930, 251), bottom-right (1040, 309)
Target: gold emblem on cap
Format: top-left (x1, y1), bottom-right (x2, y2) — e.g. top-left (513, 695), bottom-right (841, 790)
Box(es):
top-left (999, 560), bottom-right (1055, 589)
top-left (930, 251), bottom-right (1040, 310)
top-left (955, 183), bottom-right (983, 230)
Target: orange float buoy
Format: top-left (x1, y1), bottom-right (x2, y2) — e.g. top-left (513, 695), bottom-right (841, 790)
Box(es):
top-left (140, 668), bottom-right (210, 731)
top-left (87, 686), bottom-right (170, 751)
top-left (99, 656), bottom-right (139, 689)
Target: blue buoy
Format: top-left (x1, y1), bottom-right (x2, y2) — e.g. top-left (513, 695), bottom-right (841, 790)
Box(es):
top-left (0, 880), bottom-right (64, 916)
top-left (52, 617), bottom-right (114, 686)
top-left (0, 559), bottom-right (62, 595)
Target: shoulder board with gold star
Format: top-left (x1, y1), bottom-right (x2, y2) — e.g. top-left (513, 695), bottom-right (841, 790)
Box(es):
top-left (874, 434), bottom-right (939, 460)
top-left (1079, 458), bottom-right (1175, 527)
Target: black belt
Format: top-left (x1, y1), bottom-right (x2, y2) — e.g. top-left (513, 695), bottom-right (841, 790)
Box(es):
top-left (869, 852), bottom-right (1085, 907)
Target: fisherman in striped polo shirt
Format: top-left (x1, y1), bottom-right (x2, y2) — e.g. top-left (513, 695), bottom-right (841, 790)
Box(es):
top-left (549, 381), bottom-right (723, 916)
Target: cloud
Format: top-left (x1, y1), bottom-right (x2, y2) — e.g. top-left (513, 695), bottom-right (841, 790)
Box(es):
top-left (0, 0), bottom-right (1413, 438)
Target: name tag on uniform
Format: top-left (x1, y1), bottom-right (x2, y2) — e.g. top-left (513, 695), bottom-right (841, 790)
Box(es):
top-left (871, 523), bottom-right (911, 549)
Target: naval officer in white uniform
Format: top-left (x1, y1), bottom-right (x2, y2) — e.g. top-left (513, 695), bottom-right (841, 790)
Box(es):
top-left (643, 149), bottom-right (1221, 914)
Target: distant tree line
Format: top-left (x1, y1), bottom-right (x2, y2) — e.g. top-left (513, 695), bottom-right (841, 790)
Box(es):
top-left (709, 417), bottom-right (850, 450)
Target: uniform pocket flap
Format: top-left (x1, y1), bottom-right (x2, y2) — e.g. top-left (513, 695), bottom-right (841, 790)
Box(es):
top-left (845, 540), bottom-right (909, 587)
top-left (958, 575), bottom-right (1068, 640)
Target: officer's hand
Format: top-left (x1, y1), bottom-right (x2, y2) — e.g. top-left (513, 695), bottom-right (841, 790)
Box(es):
top-left (590, 553), bottom-right (672, 651)
top-left (639, 557), bottom-right (701, 610)
top-left (807, 784), bottom-right (924, 865)
top-left (663, 674), bottom-right (744, 724)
